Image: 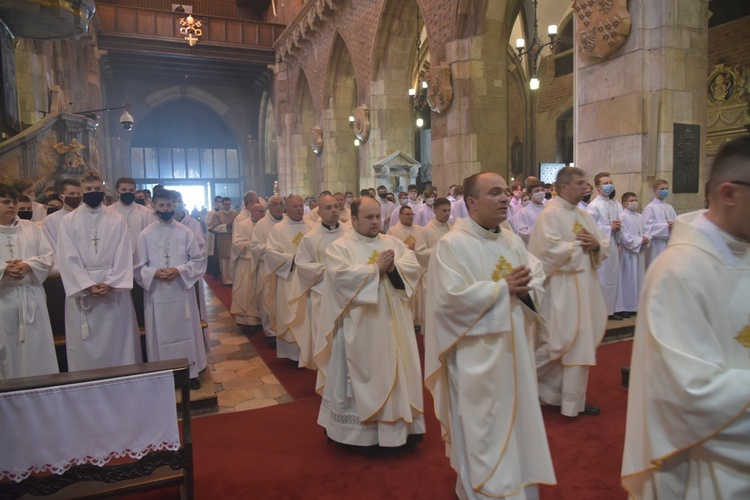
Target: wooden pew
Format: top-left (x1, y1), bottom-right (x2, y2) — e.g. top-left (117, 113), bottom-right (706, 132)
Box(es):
top-left (0, 359), bottom-right (194, 500)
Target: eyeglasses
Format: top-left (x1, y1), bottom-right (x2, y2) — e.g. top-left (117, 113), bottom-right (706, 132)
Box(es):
top-left (729, 180), bottom-right (750, 187)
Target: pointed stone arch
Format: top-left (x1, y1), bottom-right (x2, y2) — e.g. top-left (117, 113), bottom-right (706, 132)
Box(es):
top-left (322, 32), bottom-right (359, 193)
top-left (288, 70), bottom-right (318, 196)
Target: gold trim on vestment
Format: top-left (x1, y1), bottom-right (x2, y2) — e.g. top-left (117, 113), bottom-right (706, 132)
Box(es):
top-left (621, 398), bottom-right (750, 498)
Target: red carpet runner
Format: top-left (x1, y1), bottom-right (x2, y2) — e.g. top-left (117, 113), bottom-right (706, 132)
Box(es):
top-left (179, 275), bottom-right (631, 499)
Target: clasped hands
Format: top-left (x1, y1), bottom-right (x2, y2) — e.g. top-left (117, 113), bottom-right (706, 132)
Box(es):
top-left (4, 259), bottom-right (31, 280)
top-left (87, 282), bottom-right (112, 297)
top-left (155, 268), bottom-right (180, 281)
top-left (576, 228), bottom-right (600, 253)
top-left (376, 249), bottom-right (396, 275)
top-left (504, 266), bottom-right (532, 299)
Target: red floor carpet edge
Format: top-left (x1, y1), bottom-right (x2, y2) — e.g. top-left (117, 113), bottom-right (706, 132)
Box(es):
top-left (195, 275), bottom-right (631, 499)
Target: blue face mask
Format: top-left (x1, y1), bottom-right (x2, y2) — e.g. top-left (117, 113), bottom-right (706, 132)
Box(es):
top-left (601, 184), bottom-right (615, 196)
top-left (658, 188), bottom-right (669, 200)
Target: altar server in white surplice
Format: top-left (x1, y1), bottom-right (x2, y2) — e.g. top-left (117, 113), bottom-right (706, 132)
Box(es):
top-left (414, 198), bottom-right (452, 329)
top-left (515, 181), bottom-right (546, 246)
top-left (42, 178), bottom-right (82, 274)
top-left (230, 202), bottom-right (266, 330)
top-left (617, 193), bottom-right (649, 316)
top-left (425, 173), bottom-right (555, 500)
top-left (288, 194), bottom-right (346, 369)
top-left (642, 179), bottom-right (677, 269)
top-left (0, 184), bottom-right (59, 379)
top-left (622, 136), bottom-right (750, 499)
top-left (109, 176), bottom-right (156, 253)
top-left (265, 195), bottom-right (315, 361)
top-left (586, 172), bottom-right (623, 320)
top-left (315, 197), bottom-right (425, 447)
top-left (528, 167), bottom-right (609, 418)
top-left (57, 171), bottom-right (141, 371)
top-left (250, 196), bottom-right (285, 341)
top-left (135, 189), bottom-right (207, 388)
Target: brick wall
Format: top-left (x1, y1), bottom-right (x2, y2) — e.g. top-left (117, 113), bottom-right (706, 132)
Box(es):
top-left (536, 56), bottom-right (573, 115)
top-left (708, 16), bottom-right (750, 69)
top-left (508, 75), bottom-right (524, 143)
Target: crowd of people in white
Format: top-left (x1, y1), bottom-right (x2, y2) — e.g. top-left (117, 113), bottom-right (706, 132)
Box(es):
top-left (1, 134), bottom-right (748, 499)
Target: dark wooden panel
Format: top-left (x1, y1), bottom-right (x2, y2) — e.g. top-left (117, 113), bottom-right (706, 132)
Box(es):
top-left (673, 123), bottom-right (701, 194)
top-left (116, 6), bottom-right (137, 32)
top-left (137, 9), bottom-right (156, 34)
top-left (155, 11), bottom-right (175, 36)
top-left (225, 19), bottom-right (243, 44)
top-left (208, 18), bottom-right (227, 42)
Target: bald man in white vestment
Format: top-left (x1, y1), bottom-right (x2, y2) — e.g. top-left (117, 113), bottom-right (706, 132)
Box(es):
top-left (0, 185), bottom-right (59, 379)
top-left (528, 166), bottom-right (609, 417)
top-left (57, 172), bottom-right (141, 370)
top-left (264, 195), bottom-right (315, 361)
top-left (425, 173), bottom-right (555, 500)
top-left (315, 197), bottom-right (425, 447)
top-left (135, 190), bottom-right (207, 388)
top-left (230, 203), bottom-right (266, 330)
top-left (250, 196), bottom-right (285, 340)
top-left (622, 136), bottom-right (750, 499)
top-left (288, 195), bottom-right (346, 369)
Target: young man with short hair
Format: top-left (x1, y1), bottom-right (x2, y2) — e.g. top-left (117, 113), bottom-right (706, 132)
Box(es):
top-left (642, 179), bottom-right (676, 268)
top-left (57, 171), bottom-right (141, 370)
top-left (135, 188), bottom-right (207, 389)
top-left (617, 192), bottom-right (649, 317)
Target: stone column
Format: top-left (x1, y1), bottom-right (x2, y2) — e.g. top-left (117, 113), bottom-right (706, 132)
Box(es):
top-left (432, 4), bottom-right (508, 186)
top-left (576, 0), bottom-right (708, 211)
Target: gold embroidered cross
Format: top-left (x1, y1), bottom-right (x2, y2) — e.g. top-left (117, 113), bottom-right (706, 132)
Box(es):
top-left (292, 232), bottom-right (304, 247)
top-left (367, 250), bottom-right (380, 265)
top-left (572, 220), bottom-right (584, 235)
top-left (491, 256), bottom-right (513, 282)
top-left (736, 319), bottom-right (750, 352)
top-left (404, 235), bottom-right (416, 247)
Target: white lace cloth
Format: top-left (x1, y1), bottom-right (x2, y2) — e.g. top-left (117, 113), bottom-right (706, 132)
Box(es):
top-left (0, 370), bottom-right (180, 482)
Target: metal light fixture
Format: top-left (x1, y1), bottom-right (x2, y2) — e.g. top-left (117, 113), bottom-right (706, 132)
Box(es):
top-left (416, 117), bottom-right (424, 128)
top-left (75, 102), bottom-right (134, 131)
top-left (514, 0), bottom-right (557, 90)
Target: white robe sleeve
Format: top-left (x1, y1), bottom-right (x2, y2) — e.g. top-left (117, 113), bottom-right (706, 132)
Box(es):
top-left (134, 231), bottom-right (157, 292)
top-left (176, 231), bottom-right (206, 289)
top-left (619, 212), bottom-right (643, 253)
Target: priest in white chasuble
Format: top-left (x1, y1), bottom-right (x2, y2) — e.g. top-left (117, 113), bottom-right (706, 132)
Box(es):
top-left (424, 173), bottom-right (555, 500)
top-left (622, 136), bottom-right (750, 500)
top-left (109, 176), bottom-right (156, 254)
top-left (135, 190), bottom-right (207, 387)
top-left (0, 184), bottom-right (59, 379)
top-left (230, 202), bottom-right (266, 329)
top-left (387, 205), bottom-right (423, 325)
top-left (414, 197), bottom-right (452, 328)
top-left (288, 195), bottom-right (345, 369)
top-left (528, 166), bottom-right (609, 417)
top-left (57, 171), bottom-right (142, 371)
top-left (250, 195), bottom-right (285, 341)
top-left (586, 172), bottom-right (623, 319)
top-left (315, 196), bottom-right (425, 447)
top-left (264, 195), bottom-right (315, 361)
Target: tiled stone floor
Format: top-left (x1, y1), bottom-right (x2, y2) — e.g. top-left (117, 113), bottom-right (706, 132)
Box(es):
top-left (202, 283), bottom-right (291, 415)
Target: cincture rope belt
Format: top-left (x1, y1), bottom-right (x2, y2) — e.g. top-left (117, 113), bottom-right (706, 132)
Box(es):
top-left (17, 285), bottom-right (36, 344)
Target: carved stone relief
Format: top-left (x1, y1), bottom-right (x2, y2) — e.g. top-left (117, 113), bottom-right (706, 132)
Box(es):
top-left (706, 64), bottom-right (750, 156)
top-left (351, 105), bottom-right (370, 143)
top-left (310, 125), bottom-right (323, 156)
top-left (276, 0), bottom-right (346, 63)
top-left (574, 0), bottom-right (631, 59)
top-left (426, 62), bottom-right (453, 114)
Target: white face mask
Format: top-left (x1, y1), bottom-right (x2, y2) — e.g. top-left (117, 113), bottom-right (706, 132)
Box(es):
top-left (400, 198), bottom-right (408, 206)
top-left (426, 197), bottom-right (435, 206)
top-left (532, 191), bottom-right (546, 203)
top-left (627, 201), bottom-right (639, 211)
top-left (408, 193), bottom-right (417, 201)
top-left (345, 197), bottom-right (353, 204)
top-left (522, 200), bottom-right (530, 207)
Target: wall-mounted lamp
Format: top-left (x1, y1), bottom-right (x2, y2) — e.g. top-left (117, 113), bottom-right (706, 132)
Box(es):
top-left (416, 117), bottom-right (424, 128)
